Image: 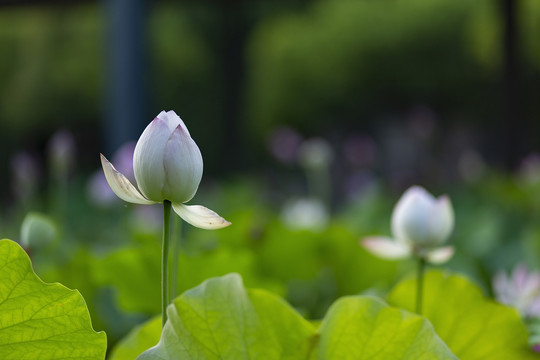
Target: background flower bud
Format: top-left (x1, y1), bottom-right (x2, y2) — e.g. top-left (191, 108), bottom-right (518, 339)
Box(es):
top-left (20, 212), bottom-right (57, 250)
top-left (391, 186), bottom-right (454, 248)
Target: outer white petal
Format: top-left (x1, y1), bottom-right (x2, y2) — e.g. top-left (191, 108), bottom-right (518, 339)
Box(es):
top-left (391, 186), bottom-right (435, 245)
top-left (133, 117), bottom-right (171, 202)
top-left (100, 154), bottom-right (156, 205)
top-left (172, 203), bottom-right (231, 230)
top-left (425, 246), bottom-right (455, 264)
top-left (162, 125), bottom-right (203, 203)
top-left (428, 195), bottom-right (454, 245)
top-left (360, 236), bottom-right (411, 260)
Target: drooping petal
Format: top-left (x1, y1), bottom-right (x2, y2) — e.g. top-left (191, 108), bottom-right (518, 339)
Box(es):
top-left (360, 236), bottom-right (411, 260)
top-left (172, 203), bottom-right (231, 230)
top-left (427, 195), bottom-right (454, 245)
top-left (100, 154), bottom-right (156, 205)
top-left (133, 117), bottom-right (171, 202)
top-left (391, 186), bottom-right (435, 245)
top-left (424, 246), bottom-right (455, 264)
top-left (162, 125), bottom-right (203, 203)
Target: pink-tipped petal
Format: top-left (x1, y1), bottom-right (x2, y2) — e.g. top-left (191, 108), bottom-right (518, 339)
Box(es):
top-left (157, 110), bottom-right (190, 135)
top-left (360, 237), bottom-right (411, 260)
top-left (172, 203), bottom-right (231, 230)
top-left (100, 154), bottom-right (156, 205)
top-left (425, 246), bottom-right (455, 264)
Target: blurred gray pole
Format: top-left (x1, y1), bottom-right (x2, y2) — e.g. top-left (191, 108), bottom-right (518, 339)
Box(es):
top-left (104, 0), bottom-right (147, 154)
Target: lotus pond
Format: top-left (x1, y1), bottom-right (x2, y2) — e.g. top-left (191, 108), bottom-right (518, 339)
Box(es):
top-left (2, 113), bottom-right (540, 360)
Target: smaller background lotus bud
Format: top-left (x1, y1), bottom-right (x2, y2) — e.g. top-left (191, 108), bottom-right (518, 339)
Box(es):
top-left (20, 212), bottom-right (57, 250)
top-left (281, 197), bottom-right (329, 232)
top-left (391, 186), bottom-right (453, 248)
top-left (298, 138), bottom-right (333, 170)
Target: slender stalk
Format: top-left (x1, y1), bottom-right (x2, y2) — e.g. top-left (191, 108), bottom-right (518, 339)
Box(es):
top-left (162, 200), bottom-right (172, 328)
top-left (416, 257), bottom-right (426, 314)
top-left (170, 215), bottom-right (182, 301)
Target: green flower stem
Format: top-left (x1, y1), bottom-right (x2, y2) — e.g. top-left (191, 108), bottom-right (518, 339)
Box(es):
top-left (162, 200), bottom-right (172, 328)
top-left (416, 257), bottom-right (426, 314)
top-left (170, 215), bottom-right (182, 301)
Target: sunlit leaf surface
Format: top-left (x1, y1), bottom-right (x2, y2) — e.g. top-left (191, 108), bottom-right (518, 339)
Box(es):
top-left (136, 273), bottom-right (456, 360)
top-left (110, 316), bottom-right (161, 360)
top-left (0, 239), bottom-right (106, 359)
top-left (316, 296), bottom-right (457, 360)
top-left (388, 270), bottom-right (538, 360)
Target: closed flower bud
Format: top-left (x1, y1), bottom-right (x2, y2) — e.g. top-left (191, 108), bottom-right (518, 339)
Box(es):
top-left (391, 186), bottom-right (454, 248)
top-left (361, 186), bottom-right (454, 264)
top-left (100, 110), bottom-right (230, 230)
top-left (134, 111), bottom-right (203, 203)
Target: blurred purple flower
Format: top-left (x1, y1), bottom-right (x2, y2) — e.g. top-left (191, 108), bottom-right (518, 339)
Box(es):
top-left (48, 129), bottom-right (76, 178)
top-left (342, 135), bottom-right (377, 168)
top-left (407, 105), bottom-right (438, 142)
top-left (344, 170), bottom-right (376, 199)
top-left (268, 127), bottom-right (303, 164)
top-left (519, 152), bottom-right (540, 185)
top-left (11, 151), bottom-right (40, 203)
top-left (87, 142), bottom-right (136, 206)
top-left (493, 264), bottom-right (540, 318)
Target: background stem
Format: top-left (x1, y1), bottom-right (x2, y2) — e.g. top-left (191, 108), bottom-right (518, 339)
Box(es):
top-left (170, 215), bottom-right (182, 301)
top-left (162, 200), bottom-right (172, 328)
top-left (416, 257), bottom-right (426, 315)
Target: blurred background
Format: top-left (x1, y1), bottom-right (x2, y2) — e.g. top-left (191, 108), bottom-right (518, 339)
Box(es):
top-left (1, 0), bottom-right (540, 353)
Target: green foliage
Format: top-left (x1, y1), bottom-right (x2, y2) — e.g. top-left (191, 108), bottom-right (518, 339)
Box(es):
top-left (317, 296), bottom-right (456, 360)
top-left (246, 0), bottom-right (495, 138)
top-left (138, 273), bottom-right (315, 360)
top-left (388, 270), bottom-right (537, 359)
top-left (109, 316), bottom-right (161, 360)
top-left (117, 273), bottom-right (456, 359)
top-left (0, 239), bottom-right (106, 360)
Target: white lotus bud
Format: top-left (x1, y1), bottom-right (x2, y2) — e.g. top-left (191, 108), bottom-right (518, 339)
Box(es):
top-left (361, 185), bottom-right (454, 264)
top-left (391, 186), bottom-right (454, 248)
top-left (100, 110), bottom-right (230, 230)
top-left (133, 111), bottom-right (203, 203)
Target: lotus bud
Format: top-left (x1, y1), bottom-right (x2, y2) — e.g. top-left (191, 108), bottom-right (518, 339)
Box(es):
top-left (20, 212), bottom-right (57, 250)
top-left (361, 185), bottom-right (454, 264)
top-left (391, 186), bottom-right (454, 248)
top-left (100, 110), bottom-right (230, 230)
top-left (133, 110), bottom-right (203, 204)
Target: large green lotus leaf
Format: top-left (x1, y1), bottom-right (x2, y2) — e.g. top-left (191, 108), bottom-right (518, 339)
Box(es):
top-left (109, 316), bottom-right (161, 360)
top-left (388, 270), bottom-right (537, 359)
top-left (134, 273), bottom-right (455, 360)
top-left (315, 295), bottom-right (457, 360)
top-left (138, 273), bottom-right (316, 359)
top-left (0, 239), bottom-right (106, 359)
